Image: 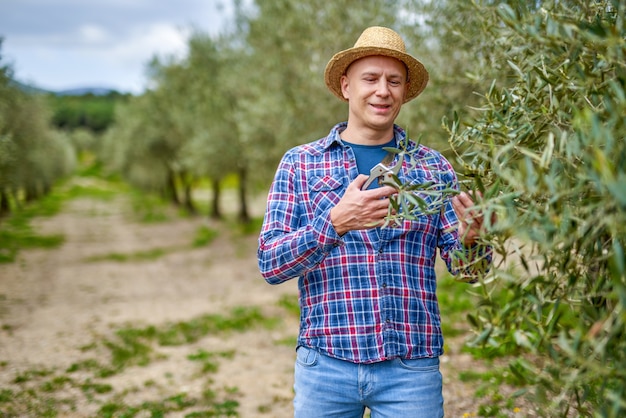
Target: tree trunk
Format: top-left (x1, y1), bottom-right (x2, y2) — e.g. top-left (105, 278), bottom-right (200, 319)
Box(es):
top-left (210, 178), bottom-right (222, 219)
top-left (182, 175), bottom-right (196, 215)
top-left (166, 169), bottom-right (180, 205)
top-left (0, 189), bottom-right (10, 216)
top-left (25, 185), bottom-right (38, 202)
top-left (237, 166), bottom-right (250, 224)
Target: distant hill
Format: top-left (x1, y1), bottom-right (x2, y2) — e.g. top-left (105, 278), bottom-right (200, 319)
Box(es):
top-left (55, 87), bottom-right (121, 96)
top-left (10, 78), bottom-right (126, 96)
top-left (9, 79), bottom-right (51, 95)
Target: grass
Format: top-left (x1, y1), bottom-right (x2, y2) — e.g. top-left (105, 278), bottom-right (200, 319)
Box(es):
top-left (0, 167), bottom-right (127, 263)
top-left (277, 293), bottom-right (300, 318)
top-left (84, 247), bottom-right (173, 263)
top-left (192, 225), bottom-right (220, 247)
top-left (187, 349), bottom-right (236, 374)
top-left (0, 195), bottom-right (66, 263)
top-left (83, 224), bottom-right (219, 262)
top-left (0, 304), bottom-right (285, 417)
top-left (438, 273), bottom-right (479, 338)
top-left (128, 189), bottom-right (172, 223)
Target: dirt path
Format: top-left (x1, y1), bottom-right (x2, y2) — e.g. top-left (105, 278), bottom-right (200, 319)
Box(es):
top-left (0, 192), bottom-right (483, 417)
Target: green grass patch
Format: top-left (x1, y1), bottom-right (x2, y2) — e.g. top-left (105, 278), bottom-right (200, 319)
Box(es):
top-left (437, 273), bottom-right (477, 338)
top-left (187, 349), bottom-right (236, 373)
top-left (80, 380), bottom-right (114, 395)
top-left (84, 247), bottom-right (173, 263)
top-left (13, 368), bottom-right (54, 384)
top-left (98, 392), bottom-right (199, 417)
top-left (63, 182), bottom-right (121, 201)
top-left (0, 388), bottom-right (13, 403)
top-left (128, 189), bottom-right (171, 223)
top-left (83, 225), bottom-right (218, 262)
top-left (192, 225), bottom-right (219, 247)
top-left (104, 335), bottom-right (154, 371)
top-left (101, 306), bottom-right (276, 373)
top-left (277, 294), bottom-right (300, 318)
top-left (66, 358), bottom-right (104, 374)
top-left (39, 376), bottom-right (74, 392)
top-left (236, 216), bottom-right (264, 236)
top-left (153, 306), bottom-right (274, 346)
top-left (0, 194), bottom-right (66, 263)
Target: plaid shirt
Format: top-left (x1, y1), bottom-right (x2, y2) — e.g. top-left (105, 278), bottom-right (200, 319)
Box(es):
top-left (258, 123), bottom-right (483, 364)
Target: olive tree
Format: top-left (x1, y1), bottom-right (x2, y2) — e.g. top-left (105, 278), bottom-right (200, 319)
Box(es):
top-left (446, 1), bottom-right (625, 415)
top-left (0, 40), bottom-right (75, 214)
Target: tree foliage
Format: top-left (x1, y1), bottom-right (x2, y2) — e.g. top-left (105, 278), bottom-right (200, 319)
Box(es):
top-left (101, 33), bottom-right (243, 217)
top-left (446, 0), bottom-right (626, 415)
top-left (0, 40), bottom-right (75, 215)
top-left (48, 91), bottom-right (129, 133)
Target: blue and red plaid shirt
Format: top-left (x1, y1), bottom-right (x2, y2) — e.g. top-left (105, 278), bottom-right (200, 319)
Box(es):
top-left (258, 122), bottom-right (488, 364)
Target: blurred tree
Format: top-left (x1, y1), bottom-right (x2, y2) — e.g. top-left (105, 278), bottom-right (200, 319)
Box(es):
top-left (176, 32), bottom-right (246, 220)
top-left (102, 34), bottom-right (242, 217)
top-left (48, 92), bottom-right (128, 133)
top-left (101, 92), bottom-right (179, 203)
top-left (0, 39), bottom-right (75, 215)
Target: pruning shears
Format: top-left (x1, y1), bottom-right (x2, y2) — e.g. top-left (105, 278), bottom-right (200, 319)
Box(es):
top-left (362, 153), bottom-right (404, 190)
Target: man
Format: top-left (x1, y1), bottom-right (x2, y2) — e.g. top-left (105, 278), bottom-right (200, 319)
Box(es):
top-left (258, 26), bottom-right (491, 417)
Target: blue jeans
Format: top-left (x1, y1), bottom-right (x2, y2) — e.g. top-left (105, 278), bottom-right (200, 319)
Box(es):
top-left (294, 346), bottom-right (444, 418)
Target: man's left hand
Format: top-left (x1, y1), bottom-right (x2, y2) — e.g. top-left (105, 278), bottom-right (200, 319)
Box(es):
top-left (451, 191), bottom-right (492, 246)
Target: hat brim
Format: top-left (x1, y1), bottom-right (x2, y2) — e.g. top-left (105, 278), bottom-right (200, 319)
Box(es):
top-left (324, 46), bottom-right (429, 104)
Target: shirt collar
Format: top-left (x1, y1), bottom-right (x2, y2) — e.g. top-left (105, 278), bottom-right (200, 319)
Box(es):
top-left (322, 122), bottom-right (410, 150)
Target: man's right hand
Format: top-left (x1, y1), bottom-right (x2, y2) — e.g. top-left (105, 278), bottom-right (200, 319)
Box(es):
top-left (329, 175), bottom-right (397, 236)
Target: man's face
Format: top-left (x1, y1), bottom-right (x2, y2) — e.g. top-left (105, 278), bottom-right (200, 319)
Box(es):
top-left (340, 55), bottom-right (409, 133)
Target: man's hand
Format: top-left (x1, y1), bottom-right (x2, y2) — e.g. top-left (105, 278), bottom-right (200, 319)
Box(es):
top-left (330, 175), bottom-right (397, 236)
top-left (452, 191), bottom-right (493, 246)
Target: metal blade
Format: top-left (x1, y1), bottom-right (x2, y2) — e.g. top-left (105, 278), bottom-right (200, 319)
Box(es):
top-left (380, 152), bottom-right (394, 167)
top-left (362, 152), bottom-right (397, 190)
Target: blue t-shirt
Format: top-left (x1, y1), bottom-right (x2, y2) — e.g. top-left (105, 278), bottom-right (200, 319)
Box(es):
top-left (344, 138), bottom-right (395, 189)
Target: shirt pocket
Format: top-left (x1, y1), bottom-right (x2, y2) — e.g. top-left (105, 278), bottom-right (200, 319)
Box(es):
top-left (308, 175), bottom-right (344, 216)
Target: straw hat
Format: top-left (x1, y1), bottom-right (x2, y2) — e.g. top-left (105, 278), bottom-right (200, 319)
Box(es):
top-left (324, 26), bottom-right (429, 103)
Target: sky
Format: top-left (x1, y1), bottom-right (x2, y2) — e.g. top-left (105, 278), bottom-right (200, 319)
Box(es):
top-left (0, 0), bottom-right (234, 94)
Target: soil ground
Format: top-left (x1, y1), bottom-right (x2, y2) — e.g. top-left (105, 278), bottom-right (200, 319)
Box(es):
top-left (0, 189), bottom-right (511, 417)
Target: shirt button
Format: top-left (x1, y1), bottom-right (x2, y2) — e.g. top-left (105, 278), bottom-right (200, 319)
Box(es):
top-left (386, 319), bottom-right (391, 323)
top-left (382, 283), bottom-right (387, 288)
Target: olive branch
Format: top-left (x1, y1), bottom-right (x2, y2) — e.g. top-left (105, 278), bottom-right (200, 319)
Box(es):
top-left (378, 135), bottom-right (459, 228)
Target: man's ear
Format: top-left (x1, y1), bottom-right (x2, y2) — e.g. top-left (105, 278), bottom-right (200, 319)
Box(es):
top-left (340, 75), bottom-right (350, 100)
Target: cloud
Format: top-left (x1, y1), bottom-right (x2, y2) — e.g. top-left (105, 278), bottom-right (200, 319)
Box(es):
top-left (116, 23), bottom-right (191, 63)
top-left (0, 0), bottom-right (232, 93)
top-left (78, 24), bottom-right (111, 45)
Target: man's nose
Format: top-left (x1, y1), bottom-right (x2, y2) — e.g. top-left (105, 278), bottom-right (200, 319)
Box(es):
top-left (376, 79), bottom-right (390, 96)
